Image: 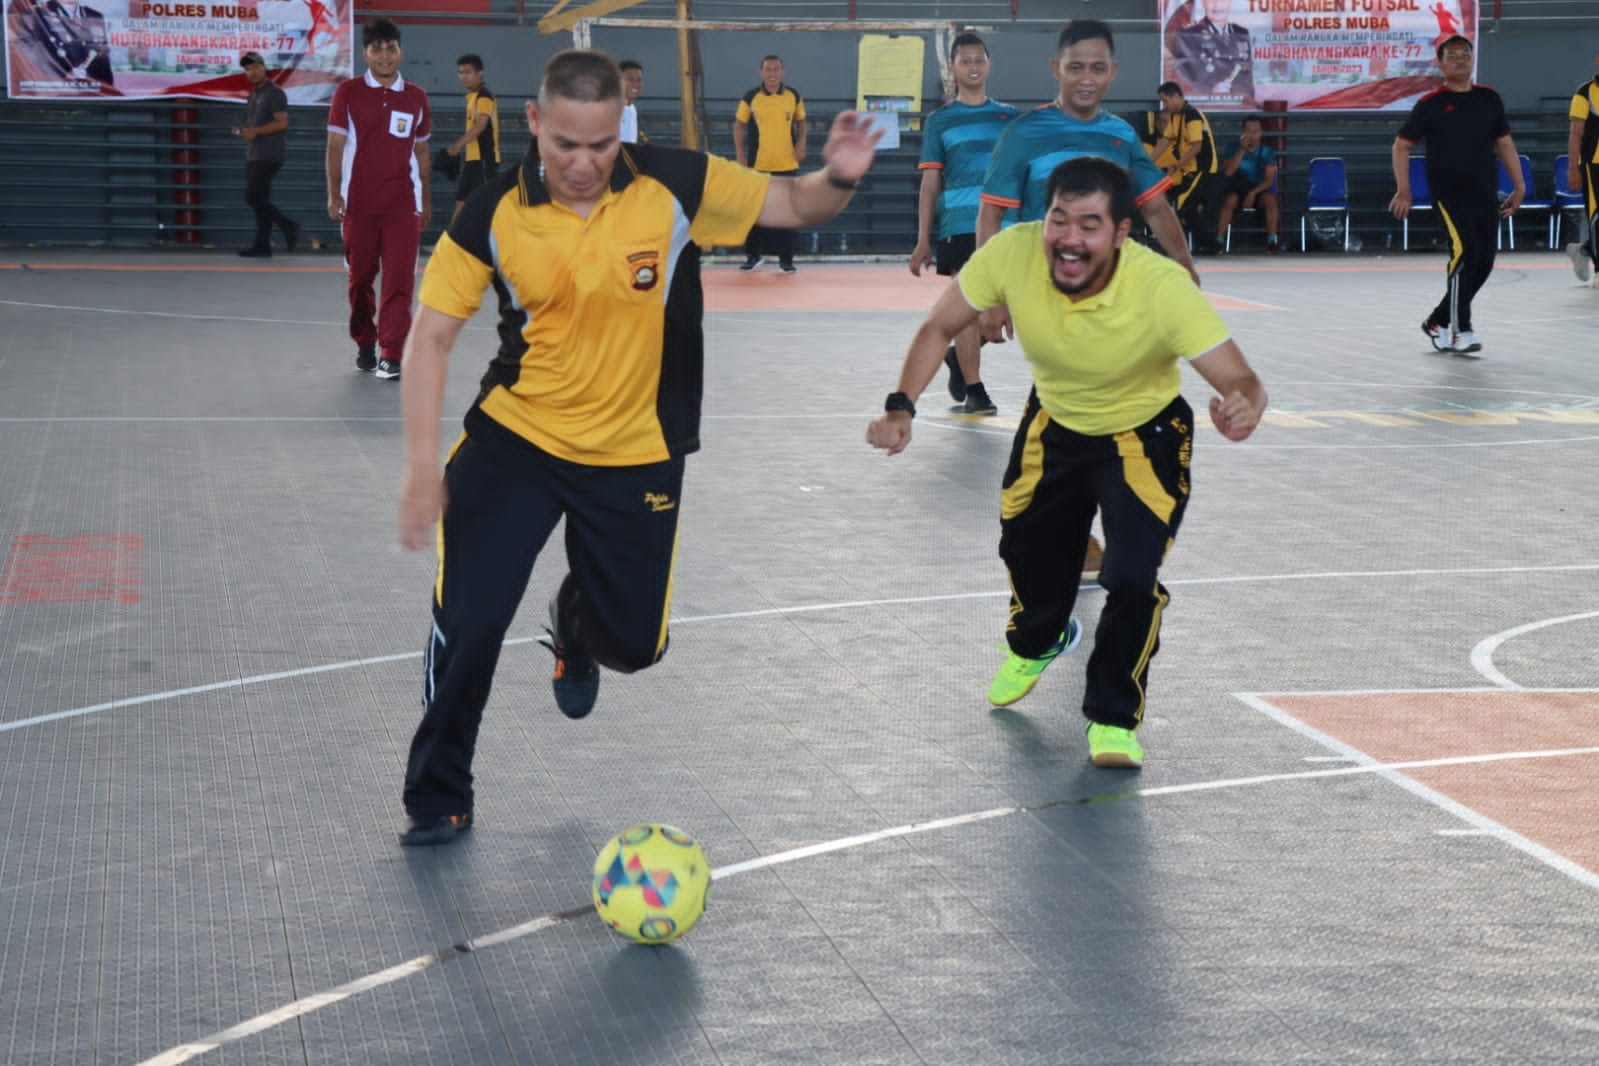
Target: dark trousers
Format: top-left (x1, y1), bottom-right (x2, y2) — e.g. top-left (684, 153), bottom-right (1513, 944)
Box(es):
top-left (1428, 192), bottom-right (1499, 334)
top-left (746, 168), bottom-right (798, 263)
top-left (244, 160), bottom-right (294, 250)
top-left (998, 392), bottom-right (1193, 731)
top-left (402, 414), bottom-right (685, 820)
top-left (1172, 170), bottom-right (1223, 245)
top-left (1579, 159), bottom-right (1599, 266)
top-left (341, 208), bottom-right (419, 360)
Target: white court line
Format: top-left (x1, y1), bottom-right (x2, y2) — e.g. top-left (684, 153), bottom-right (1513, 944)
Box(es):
top-left (9, 562), bottom-right (1599, 737)
top-left (135, 740), bottom-right (1599, 1066)
top-left (1238, 692), bottom-right (1599, 896)
top-left (0, 297), bottom-right (495, 330)
top-left (1469, 610), bottom-right (1599, 690)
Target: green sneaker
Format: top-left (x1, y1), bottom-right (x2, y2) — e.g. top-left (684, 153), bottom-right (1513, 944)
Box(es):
top-left (1086, 723), bottom-right (1143, 769)
top-left (987, 618), bottom-right (1082, 707)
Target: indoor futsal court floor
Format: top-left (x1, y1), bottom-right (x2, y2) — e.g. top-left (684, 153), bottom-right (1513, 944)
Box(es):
top-left (3, 242), bottom-right (1599, 1065)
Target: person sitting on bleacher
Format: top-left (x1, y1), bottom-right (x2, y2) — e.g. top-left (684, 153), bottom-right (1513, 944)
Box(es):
top-left (1214, 116), bottom-right (1280, 254)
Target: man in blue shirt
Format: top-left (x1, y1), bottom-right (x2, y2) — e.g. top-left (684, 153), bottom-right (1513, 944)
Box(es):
top-left (910, 32), bottom-right (1018, 415)
top-left (1214, 115), bottom-right (1280, 253)
top-left (977, 19), bottom-right (1198, 573)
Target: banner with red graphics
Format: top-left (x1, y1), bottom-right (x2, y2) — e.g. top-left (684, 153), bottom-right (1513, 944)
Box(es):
top-left (4, 0), bottom-right (350, 101)
top-left (1159, 0), bottom-right (1479, 111)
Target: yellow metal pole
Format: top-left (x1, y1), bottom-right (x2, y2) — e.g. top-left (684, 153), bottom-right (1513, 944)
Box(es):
top-left (675, 0), bottom-right (700, 150)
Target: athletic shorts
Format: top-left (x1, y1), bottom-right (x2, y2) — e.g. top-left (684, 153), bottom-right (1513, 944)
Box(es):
top-left (935, 233), bottom-right (977, 276)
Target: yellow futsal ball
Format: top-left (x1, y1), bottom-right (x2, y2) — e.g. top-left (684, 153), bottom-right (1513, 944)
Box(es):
top-left (591, 823), bottom-right (711, 944)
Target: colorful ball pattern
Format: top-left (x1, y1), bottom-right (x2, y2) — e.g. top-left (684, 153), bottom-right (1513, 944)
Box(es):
top-left (591, 823), bottom-right (711, 944)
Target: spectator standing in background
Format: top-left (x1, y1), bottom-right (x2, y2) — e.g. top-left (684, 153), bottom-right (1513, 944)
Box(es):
top-left (734, 54), bottom-right (807, 273)
top-left (235, 51), bottom-right (299, 258)
top-left (619, 59), bottom-right (644, 142)
top-left (325, 18), bottom-right (432, 381)
top-left (1565, 46), bottom-right (1599, 284)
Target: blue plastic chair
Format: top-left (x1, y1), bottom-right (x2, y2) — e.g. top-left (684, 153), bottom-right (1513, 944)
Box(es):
top-left (1497, 154), bottom-right (1551, 250)
top-left (1402, 156), bottom-right (1431, 250)
top-left (1300, 157), bottom-right (1350, 252)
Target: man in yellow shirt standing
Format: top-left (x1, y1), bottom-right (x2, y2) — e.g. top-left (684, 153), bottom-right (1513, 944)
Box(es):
top-left (1153, 81), bottom-right (1222, 254)
top-left (733, 54), bottom-right (807, 272)
top-left (867, 156), bottom-right (1266, 770)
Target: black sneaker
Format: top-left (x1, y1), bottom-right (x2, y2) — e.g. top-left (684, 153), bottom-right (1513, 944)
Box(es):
top-left (536, 578), bottom-right (599, 719)
top-left (374, 358), bottom-right (401, 380)
top-left (739, 255), bottom-right (764, 272)
top-left (398, 811), bottom-right (472, 847)
top-left (237, 246), bottom-right (271, 258)
top-left (283, 220), bottom-right (301, 252)
top-left (943, 346), bottom-right (967, 402)
top-left (779, 259), bottom-right (797, 274)
top-left (963, 383), bottom-right (997, 416)
top-left (355, 345), bottom-right (377, 372)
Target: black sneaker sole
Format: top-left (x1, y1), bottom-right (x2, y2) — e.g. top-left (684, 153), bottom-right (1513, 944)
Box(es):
top-left (944, 347), bottom-right (967, 402)
top-left (398, 815), bottom-right (472, 846)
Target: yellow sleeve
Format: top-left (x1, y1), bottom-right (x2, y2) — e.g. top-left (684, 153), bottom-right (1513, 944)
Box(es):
top-left (1572, 92), bottom-right (1592, 122)
top-left (795, 94), bottom-right (806, 122)
top-left (1183, 117), bottom-right (1203, 147)
top-left (955, 225), bottom-right (1021, 312)
top-left (735, 98), bottom-right (752, 123)
top-left (689, 155), bottom-right (772, 246)
top-left (418, 233), bottom-right (494, 320)
top-left (1156, 266), bottom-right (1232, 360)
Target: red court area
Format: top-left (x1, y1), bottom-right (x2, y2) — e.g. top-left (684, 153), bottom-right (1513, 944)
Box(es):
top-left (1267, 691), bottom-right (1599, 877)
top-left (702, 262), bottom-right (1278, 312)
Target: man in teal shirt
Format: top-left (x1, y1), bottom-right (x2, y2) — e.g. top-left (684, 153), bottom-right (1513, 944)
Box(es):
top-left (910, 32), bottom-right (1017, 415)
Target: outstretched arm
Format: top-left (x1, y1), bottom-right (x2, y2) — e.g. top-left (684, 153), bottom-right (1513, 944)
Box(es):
top-left (866, 281), bottom-right (982, 455)
top-left (755, 111), bottom-right (881, 229)
top-left (1190, 339), bottom-right (1267, 442)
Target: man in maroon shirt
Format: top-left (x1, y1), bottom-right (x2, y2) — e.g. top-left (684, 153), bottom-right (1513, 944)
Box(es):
top-left (325, 18), bottom-right (432, 380)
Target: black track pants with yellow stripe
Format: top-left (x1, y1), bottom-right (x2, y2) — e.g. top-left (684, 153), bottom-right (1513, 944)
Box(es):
top-left (1426, 190), bottom-right (1499, 335)
top-left (998, 391), bottom-right (1193, 731)
top-left (1580, 159), bottom-right (1599, 266)
top-left (403, 413), bottom-right (683, 821)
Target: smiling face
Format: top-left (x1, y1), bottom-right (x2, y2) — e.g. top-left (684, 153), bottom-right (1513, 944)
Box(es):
top-left (1042, 188), bottom-right (1131, 301)
top-left (526, 95), bottom-right (623, 211)
top-left (760, 58), bottom-right (784, 93)
top-left (363, 38), bottom-right (401, 80)
top-left (951, 44), bottom-right (991, 94)
top-left (1203, 0), bottom-right (1233, 25)
top-left (621, 67), bottom-right (643, 103)
top-left (1051, 37), bottom-right (1116, 121)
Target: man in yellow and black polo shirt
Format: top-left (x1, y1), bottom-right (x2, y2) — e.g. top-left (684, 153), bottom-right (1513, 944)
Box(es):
top-left (393, 49), bottom-right (881, 846)
top-left (445, 53), bottom-right (500, 225)
top-left (733, 53), bottom-right (808, 272)
top-left (868, 157), bottom-right (1266, 771)
top-left (1565, 46), bottom-right (1599, 283)
top-left (1154, 81), bottom-right (1222, 254)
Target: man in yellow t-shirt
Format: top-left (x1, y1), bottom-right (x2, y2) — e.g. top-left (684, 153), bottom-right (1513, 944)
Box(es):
top-left (733, 53), bottom-right (808, 272)
top-left (867, 156), bottom-right (1266, 771)
top-left (1153, 81), bottom-right (1221, 253)
top-left (393, 49), bottom-right (881, 846)
top-left (445, 53), bottom-right (500, 225)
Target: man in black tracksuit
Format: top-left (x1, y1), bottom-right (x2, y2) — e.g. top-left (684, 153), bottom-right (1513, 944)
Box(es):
top-left (1389, 34), bottom-right (1523, 356)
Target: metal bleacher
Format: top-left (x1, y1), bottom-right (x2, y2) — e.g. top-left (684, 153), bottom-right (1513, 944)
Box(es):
top-left (0, 93), bottom-right (1581, 255)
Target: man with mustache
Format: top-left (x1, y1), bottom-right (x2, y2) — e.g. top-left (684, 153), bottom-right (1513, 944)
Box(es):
top-left (868, 156), bottom-right (1266, 770)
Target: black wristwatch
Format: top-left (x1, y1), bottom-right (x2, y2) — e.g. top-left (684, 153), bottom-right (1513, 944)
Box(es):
top-left (826, 170), bottom-right (861, 191)
top-left (884, 391), bottom-right (916, 417)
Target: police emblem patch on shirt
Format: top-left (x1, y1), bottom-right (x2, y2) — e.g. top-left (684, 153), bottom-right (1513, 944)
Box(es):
top-left (627, 250), bottom-right (659, 291)
top-left (389, 111), bottom-right (414, 137)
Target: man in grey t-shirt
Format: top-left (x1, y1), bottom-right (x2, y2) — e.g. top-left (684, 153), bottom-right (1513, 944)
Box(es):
top-left (235, 52), bottom-right (299, 257)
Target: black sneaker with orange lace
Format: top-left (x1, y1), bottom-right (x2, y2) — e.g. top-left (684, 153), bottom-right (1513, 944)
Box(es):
top-left (537, 581), bottom-right (599, 719)
top-left (398, 811), bottom-right (472, 847)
